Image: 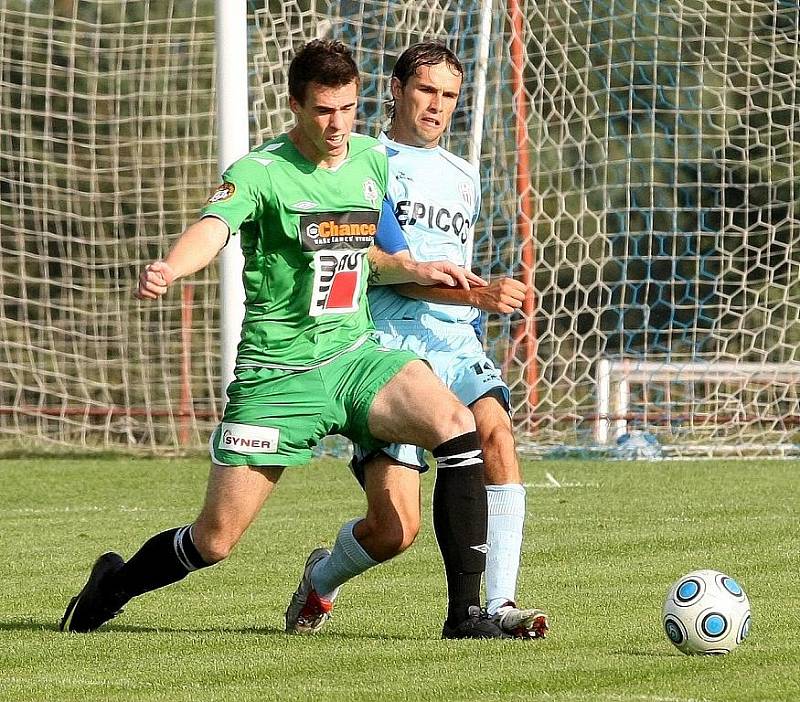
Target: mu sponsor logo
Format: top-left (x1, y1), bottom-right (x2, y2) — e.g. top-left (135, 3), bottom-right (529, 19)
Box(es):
top-left (309, 250), bottom-right (365, 317)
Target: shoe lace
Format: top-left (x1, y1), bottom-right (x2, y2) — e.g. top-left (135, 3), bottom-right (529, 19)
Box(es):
top-left (298, 590), bottom-right (332, 626)
top-left (460, 606), bottom-right (493, 629)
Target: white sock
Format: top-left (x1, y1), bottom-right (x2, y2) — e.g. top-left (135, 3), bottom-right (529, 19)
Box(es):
top-left (485, 483), bottom-right (526, 615)
top-left (310, 518), bottom-right (379, 600)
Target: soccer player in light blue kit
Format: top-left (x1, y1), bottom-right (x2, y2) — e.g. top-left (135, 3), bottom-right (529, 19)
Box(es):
top-left (352, 43), bottom-right (550, 638)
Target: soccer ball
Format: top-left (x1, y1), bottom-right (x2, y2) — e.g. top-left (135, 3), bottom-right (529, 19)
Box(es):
top-left (614, 430), bottom-right (662, 459)
top-left (662, 569), bottom-right (751, 655)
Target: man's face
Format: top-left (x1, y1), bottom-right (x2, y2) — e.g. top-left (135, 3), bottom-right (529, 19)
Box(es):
top-left (390, 61), bottom-right (462, 148)
top-left (289, 80), bottom-right (358, 166)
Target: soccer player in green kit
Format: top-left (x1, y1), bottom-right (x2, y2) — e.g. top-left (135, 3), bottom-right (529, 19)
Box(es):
top-left (60, 40), bottom-right (507, 639)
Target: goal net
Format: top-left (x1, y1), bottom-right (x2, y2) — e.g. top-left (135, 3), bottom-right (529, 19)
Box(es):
top-left (2, 0), bottom-right (799, 457)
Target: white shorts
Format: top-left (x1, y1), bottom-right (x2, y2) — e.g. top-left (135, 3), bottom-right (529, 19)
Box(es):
top-left (352, 316), bottom-right (510, 477)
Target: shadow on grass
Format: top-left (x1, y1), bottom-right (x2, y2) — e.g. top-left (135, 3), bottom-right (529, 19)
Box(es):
top-left (0, 619), bottom-right (426, 641)
top-left (0, 619), bottom-right (61, 632)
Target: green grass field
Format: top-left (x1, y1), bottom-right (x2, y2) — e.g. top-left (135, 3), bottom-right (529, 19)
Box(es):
top-left (1, 456), bottom-right (798, 701)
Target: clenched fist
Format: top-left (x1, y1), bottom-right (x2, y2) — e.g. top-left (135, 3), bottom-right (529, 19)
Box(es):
top-left (135, 260), bottom-right (176, 300)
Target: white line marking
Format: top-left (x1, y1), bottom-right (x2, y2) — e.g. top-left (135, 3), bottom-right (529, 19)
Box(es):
top-left (0, 506), bottom-right (170, 517)
top-left (505, 692), bottom-right (712, 702)
top-left (545, 471), bottom-right (562, 487)
top-left (523, 479), bottom-right (600, 489)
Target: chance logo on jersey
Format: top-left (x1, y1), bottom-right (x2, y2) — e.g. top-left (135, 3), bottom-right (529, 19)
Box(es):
top-left (299, 210), bottom-right (379, 251)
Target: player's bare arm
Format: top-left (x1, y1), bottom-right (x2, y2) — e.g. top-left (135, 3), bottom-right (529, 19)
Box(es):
top-left (366, 245), bottom-right (486, 289)
top-left (393, 276), bottom-right (527, 314)
top-left (135, 217), bottom-right (229, 300)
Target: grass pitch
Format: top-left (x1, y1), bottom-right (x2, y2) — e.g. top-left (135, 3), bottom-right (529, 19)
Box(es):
top-left (1, 455), bottom-right (798, 702)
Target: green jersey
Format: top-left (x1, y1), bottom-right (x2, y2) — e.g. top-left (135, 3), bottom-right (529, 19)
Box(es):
top-left (201, 133), bottom-right (387, 368)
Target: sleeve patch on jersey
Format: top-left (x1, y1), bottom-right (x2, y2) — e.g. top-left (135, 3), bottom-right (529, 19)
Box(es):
top-left (207, 182), bottom-right (236, 204)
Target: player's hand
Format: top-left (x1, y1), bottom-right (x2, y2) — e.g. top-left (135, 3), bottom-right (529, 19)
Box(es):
top-left (471, 277), bottom-right (527, 313)
top-left (411, 260), bottom-right (487, 290)
top-left (135, 260), bottom-right (176, 300)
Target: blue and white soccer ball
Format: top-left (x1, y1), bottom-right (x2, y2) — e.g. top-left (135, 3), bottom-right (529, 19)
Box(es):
top-left (614, 430), bottom-right (662, 459)
top-left (662, 569), bottom-right (751, 655)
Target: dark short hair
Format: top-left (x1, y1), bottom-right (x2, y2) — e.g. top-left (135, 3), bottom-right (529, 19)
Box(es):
top-left (388, 42), bottom-right (464, 119)
top-left (288, 39), bottom-right (360, 104)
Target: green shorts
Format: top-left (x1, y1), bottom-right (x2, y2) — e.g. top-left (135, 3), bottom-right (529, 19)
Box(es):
top-left (209, 338), bottom-right (419, 467)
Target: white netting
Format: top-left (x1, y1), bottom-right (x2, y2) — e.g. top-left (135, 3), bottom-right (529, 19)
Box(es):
top-left (1, 1), bottom-right (220, 450)
top-left (1, 0), bottom-right (799, 456)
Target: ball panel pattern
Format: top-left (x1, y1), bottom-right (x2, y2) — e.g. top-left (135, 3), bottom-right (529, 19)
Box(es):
top-left (662, 569), bottom-right (750, 655)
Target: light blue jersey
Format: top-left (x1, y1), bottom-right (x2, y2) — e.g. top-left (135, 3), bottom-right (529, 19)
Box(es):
top-left (369, 132), bottom-right (481, 327)
top-left (352, 132), bottom-right (510, 474)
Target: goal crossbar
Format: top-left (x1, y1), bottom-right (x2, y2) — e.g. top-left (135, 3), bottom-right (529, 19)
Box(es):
top-left (596, 359), bottom-right (800, 451)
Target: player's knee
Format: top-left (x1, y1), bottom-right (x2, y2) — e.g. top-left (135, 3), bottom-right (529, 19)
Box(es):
top-left (190, 525), bottom-right (239, 564)
top-left (194, 538), bottom-right (233, 565)
top-left (439, 401), bottom-right (477, 440)
top-left (479, 422), bottom-right (521, 483)
top-left (481, 420), bottom-right (516, 456)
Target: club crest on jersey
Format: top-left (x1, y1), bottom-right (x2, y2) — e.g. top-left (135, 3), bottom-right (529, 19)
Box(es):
top-left (309, 250), bottom-right (365, 317)
top-left (363, 178), bottom-right (380, 207)
top-left (207, 182), bottom-right (235, 204)
top-left (459, 181), bottom-right (474, 208)
top-left (299, 210), bottom-right (379, 251)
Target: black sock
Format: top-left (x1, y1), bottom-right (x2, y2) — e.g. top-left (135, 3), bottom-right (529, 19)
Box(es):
top-left (432, 432), bottom-right (488, 625)
top-left (111, 525), bottom-right (211, 602)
